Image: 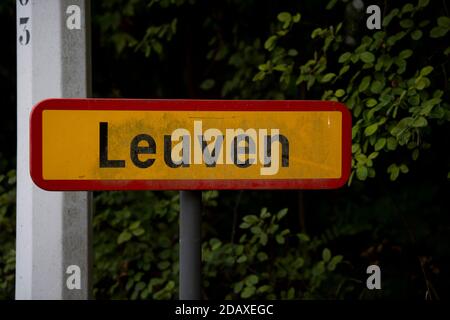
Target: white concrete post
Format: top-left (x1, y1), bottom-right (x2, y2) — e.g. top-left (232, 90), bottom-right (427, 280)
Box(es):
top-left (16, 0), bottom-right (92, 299)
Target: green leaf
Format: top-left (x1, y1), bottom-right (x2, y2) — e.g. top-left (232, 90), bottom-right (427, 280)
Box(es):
top-left (210, 238), bottom-right (221, 250)
top-left (370, 80), bottom-right (383, 94)
top-left (411, 30), bottom-right (423, 40)
top-left (388, 164), bottom-right (400, 181)
top-left (200, 79), bottom-right (215, 90)
top-left (297, 233), bottom-right (310, 242)
top-left (157, 261), bottom-right (170, 270)
top-left (360, 52), bottom-right (375, 63)
top-left (326, 0), bottom-right (338, 10)
top-left (273, 64), bottom-right (288, 72)
top-left (287, 49), bottom-right (298, 56)
top-left (420, 66), bottom-right (433, 76)
top-left (408, 94), bottom-right (420, 106)
top-left (277, 208), bottom-right (288, 220)
top-left (252, 71), bottom-right (266, 82)
top-left (241, 286), bottom-right (256, 298)
top-left (430, 26), bottom-right (448, 38)
top-left (243, 214), bottom-right (258, 224)
top-left (352, 125), bottom-right (359, 139)
top-left (400, 19), bottom-right (414, 29)
top-left (131, 228), bottom-right (145, 237)
top-left (135, 281), bottom-right (146, 291)
top-left (275, 234), bottom-right (285, 244)
top-left (339, 65), bottom-right (350, 76)
top-left (412, 116), bottom-right (428, 127)
top-left (259, 233), bottom-right (268, 246)
top-left (250, 226), bottom-right (262, 235)
top-left (237, 255), bottom-right (247, 263)
top-left (335, 89), bottom-right (345, 98)
top-left (277, 12), bottom-right (292, 23)
top-left (264, 35), bottom-right (278, 51)
top-left (117, 231), bottom-right (132, 244)
top-left (401, 3), bottom-right (414, 14)
top-left (412, 149), bottom-right (419, 161)
top-left (322, 248), bottom-right (331, 262)
top-left (420, 97), bottom-right (441, 115)
top-left (306, 76), bottom-right (315, 90)
top-left (152, 41), bottom-right (163, 55)
top-left (260, 207), bottom-right (271, 219)
top-left (287, 287), bottom-right (295, 299)
top-left (356, 154), bottom-right (367, 164)
top-left (387, 31), bottom-right (407, 46)
top-left (366, 98), bottom-right (377, 108)
top-left (292, 13), bottom-right (301, 23)
top-left (234, 281), bottom-right (244, 294)
top-left (245, 275), bottom-right (259, 286)
top-left (338, 52), bottom-right (351, 63)
top-left (257, 285), bottom-right (272, 294)
top-left (235, 244), bottom-right (244, 255)
top-left (356, 166), bottom-right (368, 181)
top-left (313, 261), bottom-right (326, 276)
top-left (257, 252), bottom-right (268, 261)
top-left (368, 152), bottom-right (379, 160)
top-left (391, 117), bottom-right (413, 136)
top-left (328, 255), bottom-right (343, 271)
top-left (258, 63), bottom-right (268, 71)
top-left (311, 28), bottom-right (323, 39)
top-left (364, 123), bottom-right (378, 136)
top-left (400, 164), bottom-right (409, 173)
top-left (399, 49), bottom-right (413, 59)
top-left (387, 137), bottom-right (398, 150)
top-left (438, 16), bottom-right (450, 28)
top-left (418, 0), bottom-right (430, 8)
top-left (382, 56), bottom-right (394, 71)
top-left (383, 9), bottom-right (399, 27)
top-left (321, 73), bottom-right (336, 83)
top-left (375, 138), bottom-right (386, 151)
top-left (239, 222), bottom-right (250, 229)
top-left (359, 76), bottom-right (371, 92)
top-left (129, 221), bottom-right (141, 230)
top-left (415, 78), bottom-right (427, 90)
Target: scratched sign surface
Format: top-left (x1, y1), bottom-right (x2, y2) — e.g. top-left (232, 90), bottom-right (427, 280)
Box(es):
top-left (30, 99), bottom-right (351, 190)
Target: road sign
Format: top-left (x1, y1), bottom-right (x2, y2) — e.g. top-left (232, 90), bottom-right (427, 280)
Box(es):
top-left (30, 98), bottom-right (351, 191)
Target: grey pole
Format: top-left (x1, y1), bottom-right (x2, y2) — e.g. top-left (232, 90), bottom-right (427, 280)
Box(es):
top-left (16, 0), bottom-right (92, 299)
top-left (179, 191), bottom-right (202, 300)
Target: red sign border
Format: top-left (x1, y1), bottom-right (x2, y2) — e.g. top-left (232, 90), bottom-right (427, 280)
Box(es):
top-left (30, 98), bottom-right (352, 191)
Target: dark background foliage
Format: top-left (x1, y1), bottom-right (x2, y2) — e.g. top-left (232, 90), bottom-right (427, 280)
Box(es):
top-left (1, 0), bottom-right (449, 300)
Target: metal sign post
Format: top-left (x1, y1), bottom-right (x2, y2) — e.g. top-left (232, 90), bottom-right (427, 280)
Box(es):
top-left (179, 191), bottom-right (202, 300)
top-left (16, 0), bottom-right (92, 299)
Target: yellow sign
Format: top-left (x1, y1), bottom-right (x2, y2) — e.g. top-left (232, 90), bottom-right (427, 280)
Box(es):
top-left (30, 99), bottom-right (351, 190)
